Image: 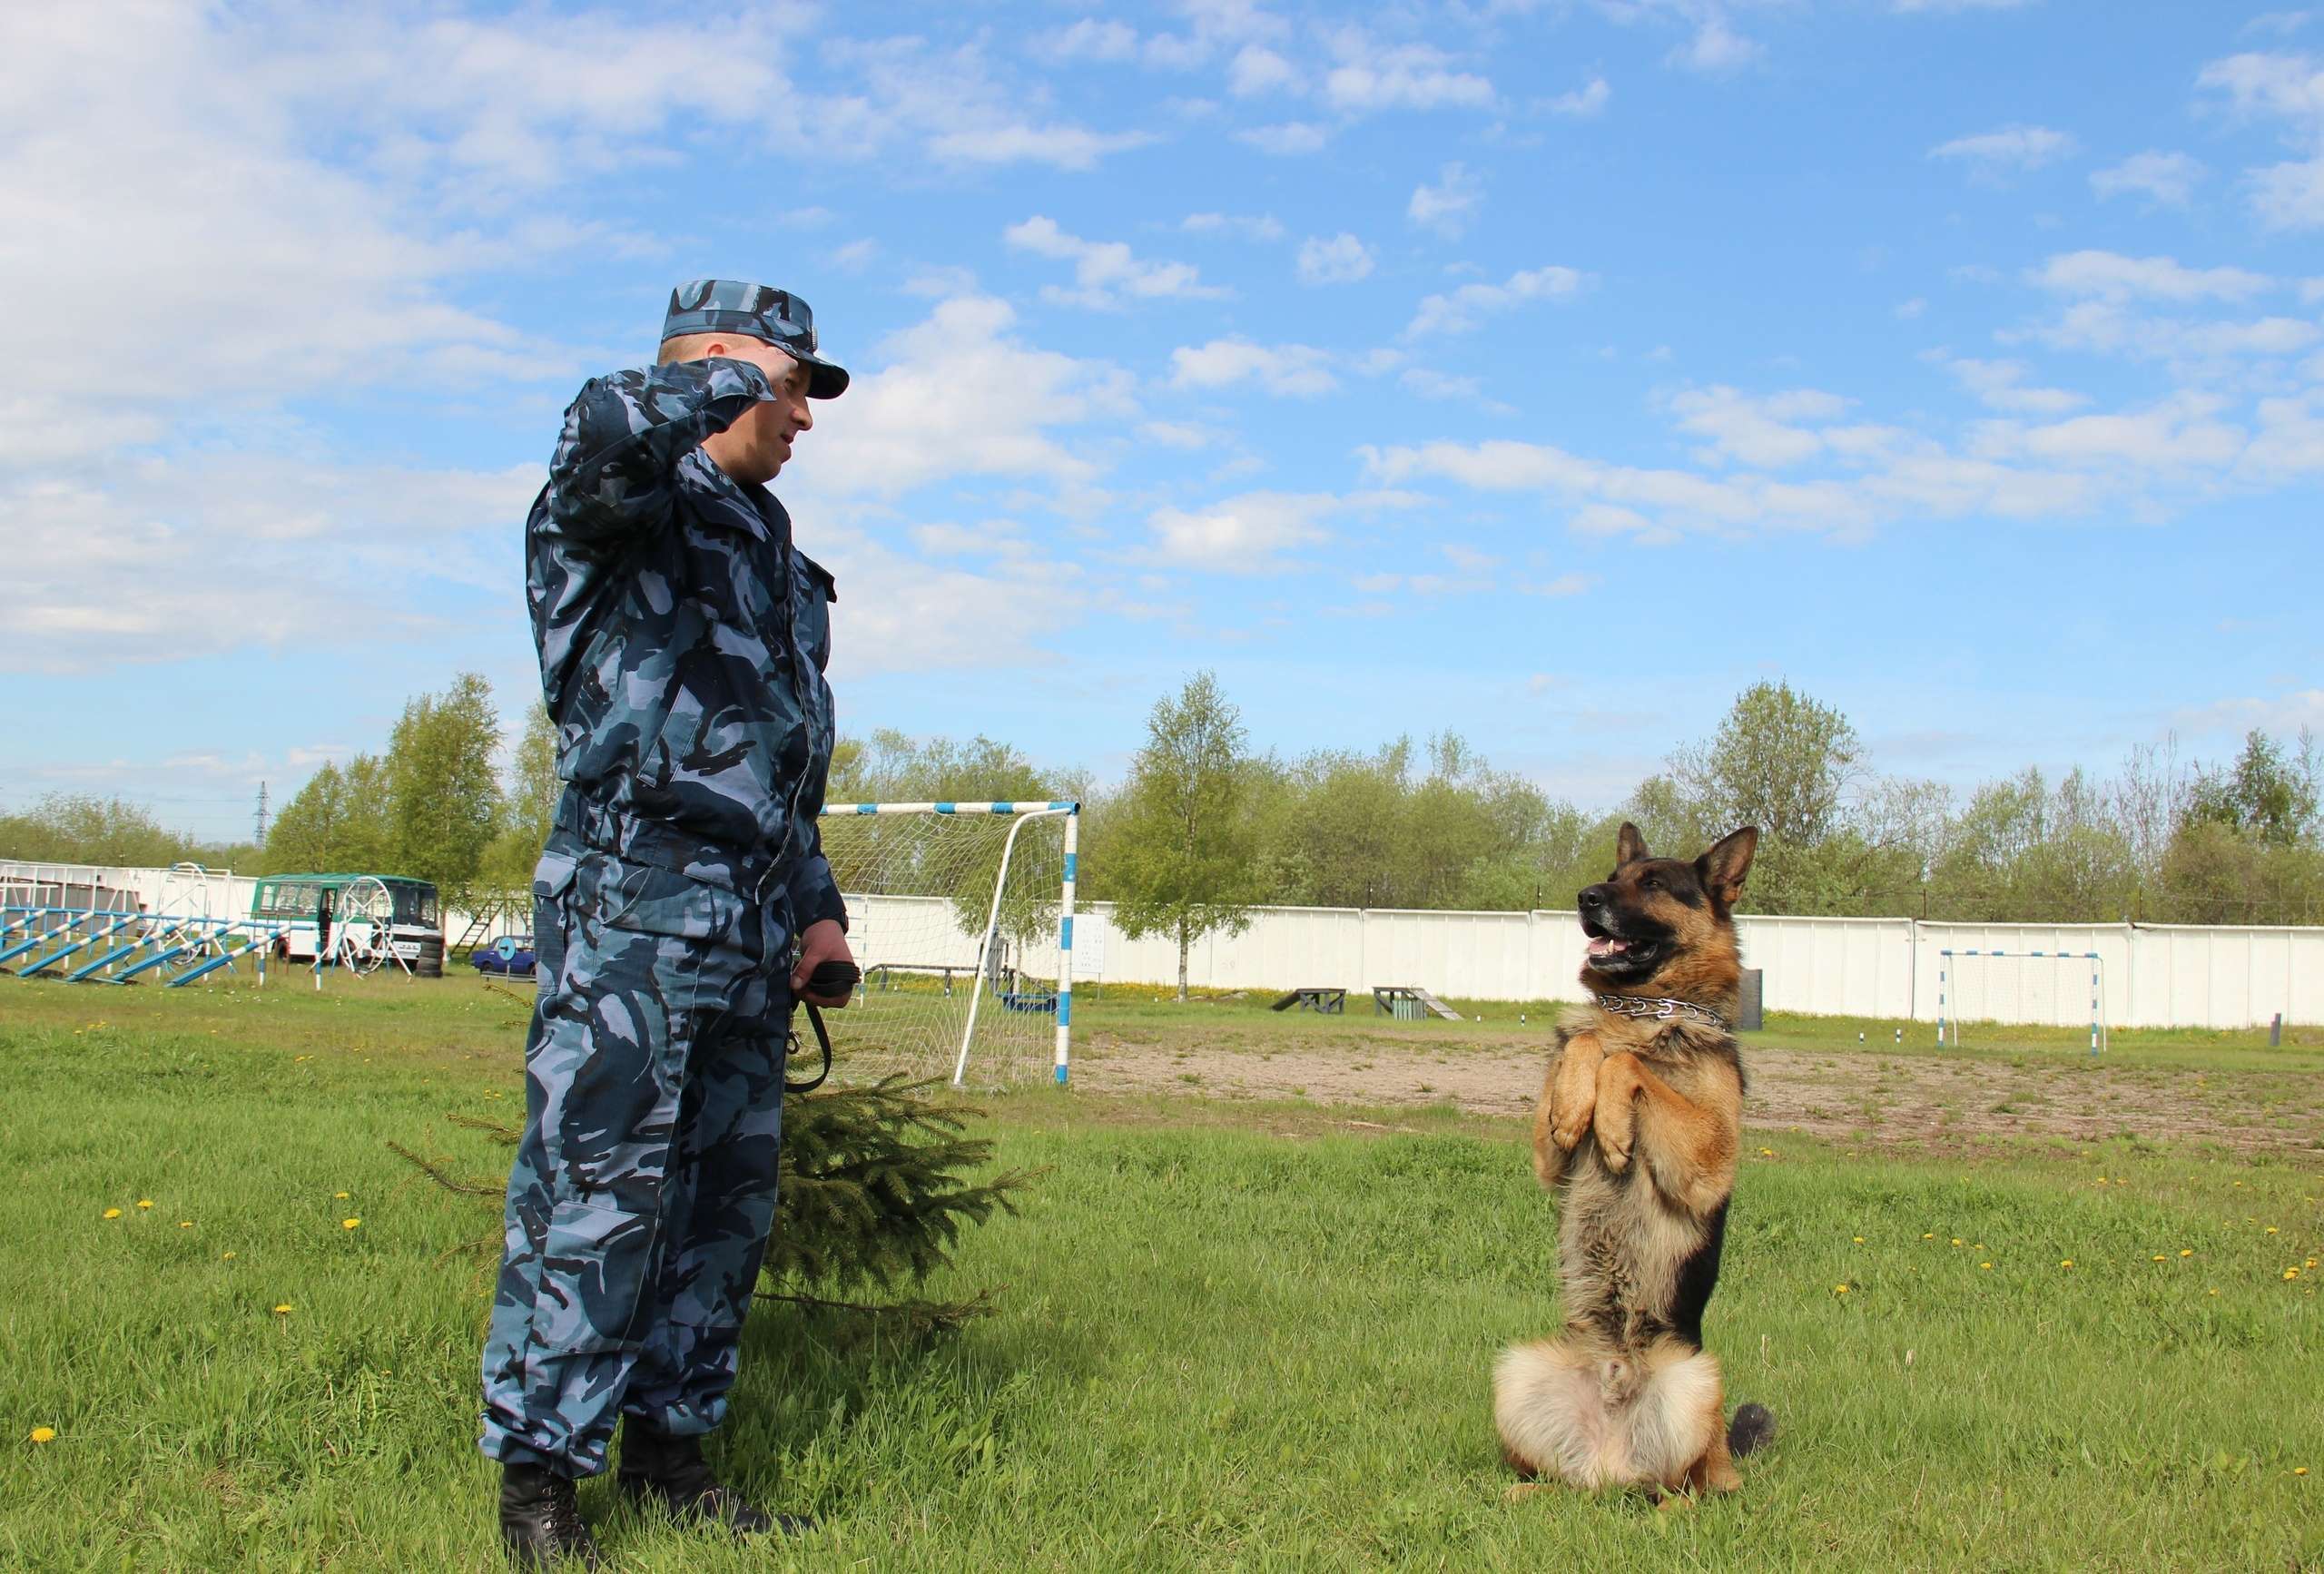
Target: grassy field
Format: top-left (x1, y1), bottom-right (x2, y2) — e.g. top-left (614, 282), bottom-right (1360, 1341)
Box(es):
top-left (3, 976), bottom-right (2319, 1571)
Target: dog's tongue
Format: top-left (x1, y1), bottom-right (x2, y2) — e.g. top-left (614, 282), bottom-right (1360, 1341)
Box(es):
top-left (1587, 936), bottom-right (1630, 958)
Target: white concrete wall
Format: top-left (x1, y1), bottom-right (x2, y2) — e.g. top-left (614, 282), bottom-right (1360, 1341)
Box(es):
top-left (1067, 902), bottom-right (2317, 1031)
top-left (9, 860), bottom-right (2314, 1029)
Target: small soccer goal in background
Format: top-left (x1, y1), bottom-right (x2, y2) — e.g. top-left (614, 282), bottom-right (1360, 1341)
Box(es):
top-left (815, 802), bottom-right (1078, 1087)
top-left (1935, 949), bottom-right (2107, 1057)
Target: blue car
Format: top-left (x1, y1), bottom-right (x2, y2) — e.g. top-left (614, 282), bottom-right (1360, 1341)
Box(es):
top-left (471, 935), bottom-right (538, 977)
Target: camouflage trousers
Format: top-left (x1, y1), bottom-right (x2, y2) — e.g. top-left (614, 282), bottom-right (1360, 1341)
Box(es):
top-left (480, 833), bottom-right (793, 1476)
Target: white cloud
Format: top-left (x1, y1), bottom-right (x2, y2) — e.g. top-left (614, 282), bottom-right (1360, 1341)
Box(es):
top-left (1892, 0), bottom-right (2041, 10)
top-left (1408, 162), bottom-right (1484, 236)
top-left (1238, 121), bottom-right (1331, 155)
top-left (2196, 51), bottom-right (2324, 229)
top-left (1183, 212), bottom-right (1288, 241)
top-left (2090, 151), bottom-right (2207, 206)
top-left (1169, 339), bottom-right (1339, 397)
top-left (1228, 44), bottom-right (1300, 95)
top-left (928, 123), bottom-right (1154, 170)
top-left (1003, 216), bottom-right (1227, 309)
top-left (1402, 369), bottom-right (1483, 401)
top-left (1929, 123), bottom-right (2078, 172)
top-left (1969, 394), bottom-right (2247, 473)
top-left (1545, 76), bottom-right (1612, 117)
top-left (2031, 251), bottom-right (2274, 302)
top-left (1146, 491), bottom-right (1334, 570)
top-left (1406, 266), bottom-right (1590, 338)
top-left (2174, 687), bottom-right (2324, 738)
top-left (1666, 387), bottom-right (1852, 468)
top-left (802, 294), bottom-right (1136, 500)
top-left (1895, 297), bottom-right (1929, 320)
top-left (1669, 15), bottom-right (1763, 74)
top-left (1032, 18), bottom-right (1140, 64)
top-left (1929, 355), bottom-right (2091, 415)
top-left (831, 238), bottom-right (880, 271)
top-left (1296, 232), bottom-right (1375, 285)
top-left (1320, 30), bottom-right (1495, 112)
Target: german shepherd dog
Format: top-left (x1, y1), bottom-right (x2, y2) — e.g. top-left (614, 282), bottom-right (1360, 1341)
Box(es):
top-left (1494, 822), bottom-right (1774, 1500)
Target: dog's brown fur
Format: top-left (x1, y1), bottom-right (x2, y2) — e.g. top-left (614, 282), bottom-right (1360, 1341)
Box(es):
top-left (1497, 822), bottom-right (1768, 1501)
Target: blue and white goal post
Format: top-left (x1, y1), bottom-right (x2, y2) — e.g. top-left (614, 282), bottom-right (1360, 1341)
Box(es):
top-left (1935, 949), bottom-right (2107, 1057)
top-left (816, 801), bottom-right (1079, 1088)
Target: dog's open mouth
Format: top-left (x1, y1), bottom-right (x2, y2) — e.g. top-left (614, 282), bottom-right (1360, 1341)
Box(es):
top-left (1582, 919), bottom-right (1659, 970)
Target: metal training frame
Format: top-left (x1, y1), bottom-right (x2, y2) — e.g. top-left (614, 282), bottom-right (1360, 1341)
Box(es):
top-left (823, 801), bottom-right (1079, 1087)
top-left (1935, 948), bottom-right (2107, 1057)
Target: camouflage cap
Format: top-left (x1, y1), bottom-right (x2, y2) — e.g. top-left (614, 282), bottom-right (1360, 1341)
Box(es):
top-left (662, 280), bottom-right (849, 398)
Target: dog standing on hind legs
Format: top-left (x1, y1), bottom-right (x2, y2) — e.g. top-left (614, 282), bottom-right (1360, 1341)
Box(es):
top-left (1496, 821), bottom-right (1776, 1502)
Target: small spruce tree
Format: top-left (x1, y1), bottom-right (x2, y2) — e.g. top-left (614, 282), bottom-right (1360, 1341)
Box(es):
top-left (399, 1069), bottom-right (1030, 1336)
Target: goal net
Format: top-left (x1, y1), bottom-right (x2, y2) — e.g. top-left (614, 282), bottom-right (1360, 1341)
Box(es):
top-left (1935, 949), bottom-right (2107, 1056)
top-left (814, 802), bottom-right (1079, 1087)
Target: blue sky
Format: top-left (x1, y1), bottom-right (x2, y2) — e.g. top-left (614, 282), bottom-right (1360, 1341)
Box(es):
top-left (4, 1), bottom-right (2320, 843)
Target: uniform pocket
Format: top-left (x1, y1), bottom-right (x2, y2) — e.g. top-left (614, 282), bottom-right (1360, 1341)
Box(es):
top-left (596, 860), bottom-right (743, 945)
top-left (533, 1198), bottom-right (660, 1353)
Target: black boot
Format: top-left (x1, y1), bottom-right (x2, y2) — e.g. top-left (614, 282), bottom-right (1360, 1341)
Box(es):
top-left (498, 1461), bottom-right (604, 1570)
top-left (616, 1422), bottom-right (814, 1537)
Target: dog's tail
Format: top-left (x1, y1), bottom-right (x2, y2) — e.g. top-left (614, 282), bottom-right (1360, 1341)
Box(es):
top-left (1727, 1402), bottom-right (1775, 1457)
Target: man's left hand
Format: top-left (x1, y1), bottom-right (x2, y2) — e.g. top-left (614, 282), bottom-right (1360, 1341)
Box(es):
top-left (791, 919), bottom-right (855, 1007)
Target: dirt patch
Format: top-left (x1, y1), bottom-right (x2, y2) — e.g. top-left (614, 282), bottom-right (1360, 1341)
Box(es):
top-left (1070, 1032), bottom-right (2324, 1156)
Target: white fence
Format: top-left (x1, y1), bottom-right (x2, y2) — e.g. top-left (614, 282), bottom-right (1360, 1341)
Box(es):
top-left (1070, 903), bottom-right (2319, 1032)
top-left (8, 861), bottom-right (2314, 1030)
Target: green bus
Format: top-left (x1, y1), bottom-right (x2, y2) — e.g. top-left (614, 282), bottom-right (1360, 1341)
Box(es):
top-left (251, 873), bottom-right (445, 976)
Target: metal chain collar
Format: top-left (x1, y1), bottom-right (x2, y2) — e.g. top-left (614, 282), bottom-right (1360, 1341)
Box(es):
top-left (1593, 992), bottom-right (1731, 1030)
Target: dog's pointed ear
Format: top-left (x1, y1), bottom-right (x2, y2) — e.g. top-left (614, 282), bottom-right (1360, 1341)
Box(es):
top-left (1616, 821), bottom-right (1651, 866)
top-left (1696, 826), bottom-right (1758, 906)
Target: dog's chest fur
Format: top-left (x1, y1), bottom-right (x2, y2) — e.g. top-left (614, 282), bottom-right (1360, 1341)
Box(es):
top-left (1553, 1018), bottom-right (1741, 1353)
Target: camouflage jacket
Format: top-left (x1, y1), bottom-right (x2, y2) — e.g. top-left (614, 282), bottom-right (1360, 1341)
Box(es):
top-left (527, 357), bottom-right (844, 930)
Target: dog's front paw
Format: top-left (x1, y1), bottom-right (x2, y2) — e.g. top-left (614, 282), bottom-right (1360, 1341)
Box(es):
top-left (1592, 1053), bottom-right (1642, 1171)
top-left (1547, 1045), bottom-right (1603, 1150)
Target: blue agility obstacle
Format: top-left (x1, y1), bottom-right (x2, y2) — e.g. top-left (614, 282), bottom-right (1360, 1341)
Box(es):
top-left (0, 904), bottom-right (284, 989)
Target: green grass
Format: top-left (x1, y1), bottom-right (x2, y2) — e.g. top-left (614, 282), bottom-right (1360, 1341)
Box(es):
top-left (3, 978), bottom-right (2319, 1571)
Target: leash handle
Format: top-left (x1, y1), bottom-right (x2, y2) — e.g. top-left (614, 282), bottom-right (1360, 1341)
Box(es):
top-left (784, 959), bottom-right (859, 1094)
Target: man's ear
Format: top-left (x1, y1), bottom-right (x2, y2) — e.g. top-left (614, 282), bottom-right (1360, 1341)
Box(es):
top-left (1696, 826), bottom-right (1758, 906)
top-left (1616, 821), bottom-right (1650, 867)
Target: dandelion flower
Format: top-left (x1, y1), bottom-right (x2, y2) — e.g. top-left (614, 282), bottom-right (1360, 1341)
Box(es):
top-left (178, 1221), bottom-right (192, 1229)
top-left (272, 1303), bottom-right (293, 1314)
top-left (2061, 1259), bottom-right (2074, 1268)
top-left (341, 1218), bottom-right (360, 1231)
top-left (2288, 1269), bottom-right (2302, 1282)
top-left (136, 1200), bottom-right (153, 1210)
top-left (2153, 1254), bottom-right (2167, 1263)
top-left (1922, 1233), bottom-right (1935, 1240)
top-left (1758, 1147), bottom-right (1775, 1157)
top-left (1853, 1236), bottom-right (1866, 1244)
top-left (221, 1252), bottom-right (236, 1261)
top-left (102, 1208), bottom-right (122, 1220)
top-left (1833, 1284), bottom-right (1850, 1295)
top-left (1951, 1237), bottom-right (1965, 1246)
top-left (2181, 1250), bottom-right (2193, 1258)
top-left (333, 1192), bottom-right (350, 1200)
top-left (2296, 1467), bottom-right (2309, 1477)
top-left (2208, 1288), bottom-right (2220, 1296)
top-left (1980, 1262), bottom-right (1993, 1270)
top-left (30, 1426), bottom-right (56, 1444)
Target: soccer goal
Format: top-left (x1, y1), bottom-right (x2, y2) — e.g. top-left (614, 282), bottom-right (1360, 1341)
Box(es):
top-left (814, 802), bottom-right (1078, 1087)
top-left (1935, 949), bottom-right (2107, 1057)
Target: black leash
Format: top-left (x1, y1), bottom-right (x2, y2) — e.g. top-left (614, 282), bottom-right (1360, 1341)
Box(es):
top-left (784, 959), bottom-right (861, 1093)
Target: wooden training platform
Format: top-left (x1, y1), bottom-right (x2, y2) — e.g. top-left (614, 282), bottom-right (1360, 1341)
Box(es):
top-left (1372, 985), bottom-right (1465, 1021)
top-left (1270, 986), bottom-right (1346, 1014)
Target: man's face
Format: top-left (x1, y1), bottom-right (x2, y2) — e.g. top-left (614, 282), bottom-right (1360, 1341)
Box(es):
top-left (695, 337), bottom-right (814, 484)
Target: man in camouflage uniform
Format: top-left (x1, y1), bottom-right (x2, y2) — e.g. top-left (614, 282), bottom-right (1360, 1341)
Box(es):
top-left (482, 280), bottom-right (856, 1569)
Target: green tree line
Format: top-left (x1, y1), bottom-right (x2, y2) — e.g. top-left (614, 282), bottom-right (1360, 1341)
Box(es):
top-left (7, 672), bottom-right (2319, 930)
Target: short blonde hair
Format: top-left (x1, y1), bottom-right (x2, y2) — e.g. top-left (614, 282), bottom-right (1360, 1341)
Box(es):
top-left (655, 331), bottom-right (726, 365)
